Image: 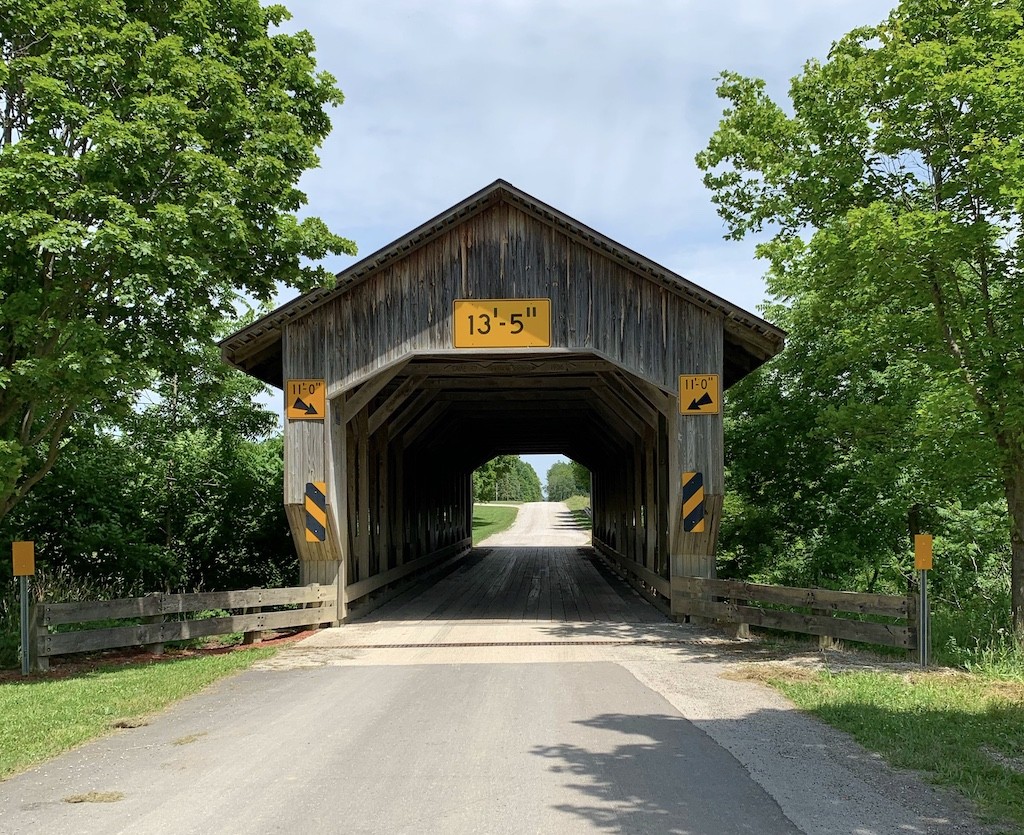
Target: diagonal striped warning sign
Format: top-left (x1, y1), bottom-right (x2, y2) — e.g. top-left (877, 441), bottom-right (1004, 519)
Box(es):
top-left (305, 482), bottom-right (328, 542)
top-left (682, 472), bottom-right (705, 533)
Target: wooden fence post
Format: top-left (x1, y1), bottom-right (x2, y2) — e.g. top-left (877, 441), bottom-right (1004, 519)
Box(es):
top-left (143, 592), bottom-right (165, 655)
top-left (731, 594), bottom-right (750, 639)
top-left (813, 603), bottom-right (838, 649)
top-left (242, 588), bottom-right (263, 645)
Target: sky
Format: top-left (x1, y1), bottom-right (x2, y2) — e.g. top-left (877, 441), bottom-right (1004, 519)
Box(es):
top-left (270, 0), bottom-right (898, 491)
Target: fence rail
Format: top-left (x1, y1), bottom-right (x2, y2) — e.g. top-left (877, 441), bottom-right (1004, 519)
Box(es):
top-left (32, 584), bottom-right (336, 671)
top-left (671, 576), bottom-right (915, 650)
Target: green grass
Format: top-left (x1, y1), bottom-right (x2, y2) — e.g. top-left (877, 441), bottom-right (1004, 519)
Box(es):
top-left (759, 668), bottom-right (1024, 831)
top-left (563, 494), bottom-right (592, 530)
top-left (472, 504), bottom-right (518, 544)
top-left (0, 647), bottom-right (274, 779)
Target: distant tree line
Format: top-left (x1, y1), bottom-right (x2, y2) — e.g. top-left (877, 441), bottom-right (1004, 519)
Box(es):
top-left (472, 456), bottom-right (542, 503)
top-left (545, 461), bottom-right (589, 503)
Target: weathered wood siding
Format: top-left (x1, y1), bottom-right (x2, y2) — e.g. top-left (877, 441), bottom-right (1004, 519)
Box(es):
top-left (315, 204), bottom-right (722, 406)
top-left (281, 199), bottom-right (727, 613)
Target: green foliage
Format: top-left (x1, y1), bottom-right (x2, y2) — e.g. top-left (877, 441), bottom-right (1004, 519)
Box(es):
top-left (472, 504), bottom-right (518, 545)
top-left (699, 0), bottom-right (1024, 635)
top-left (569, 461), bottom-right (590, 495)
top-left (0, 330), bottom-right (294, 656)
top-left (473, 455), bottom-right (542, 503)
top-left (0, 591), bottom-right (16, 667)
top-left (0, 0), bottom-right (355, 522)
top-left (767, 670), bottom-right (1024, 829)
top-left (563, 494), bottom-right (592, 531)
top-left (546, 460), bottom-right (589, 502)
top-left (545, 461), bottom-right (576, 502)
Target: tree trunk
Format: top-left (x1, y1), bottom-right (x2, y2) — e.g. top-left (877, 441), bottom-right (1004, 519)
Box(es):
top-left (1005, 458), bottom-right (1024, 643)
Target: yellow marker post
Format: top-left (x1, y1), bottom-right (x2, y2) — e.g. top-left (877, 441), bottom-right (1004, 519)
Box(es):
top-left (12, 541), bottom-right (34, 675)
top-left (681, 472), bottom-right (706, 533)
top-left (305, 482), bottom-right (328, 542)
top-left (914, 534), bottom-right (933, 570)
top-left (914, 534), bottom-right (933, 667)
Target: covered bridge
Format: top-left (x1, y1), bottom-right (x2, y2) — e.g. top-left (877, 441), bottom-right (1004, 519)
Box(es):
top-left (221, 180), bottom-right (784, 621)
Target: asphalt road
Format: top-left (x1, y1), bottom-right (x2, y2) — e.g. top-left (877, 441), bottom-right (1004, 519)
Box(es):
top-left (0, 505), bottom-right (987, 834)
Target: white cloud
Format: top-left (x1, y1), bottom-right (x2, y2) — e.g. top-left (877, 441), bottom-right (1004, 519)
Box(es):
top-left (277, 0), bottom-right (897, 312)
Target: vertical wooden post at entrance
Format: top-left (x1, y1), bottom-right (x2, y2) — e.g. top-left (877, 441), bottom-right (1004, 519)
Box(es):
top-left (282, 321), bottom-right (345, 625)
top-left (670, 368), bottom-right (725, 622)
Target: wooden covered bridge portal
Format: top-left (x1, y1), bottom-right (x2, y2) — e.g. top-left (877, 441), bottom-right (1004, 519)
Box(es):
top-left (221, 181), bottom-right (784, 622)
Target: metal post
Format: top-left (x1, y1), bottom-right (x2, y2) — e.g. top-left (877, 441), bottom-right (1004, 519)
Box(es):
top-left (20, 575), bottom-right (30, 676)
top-left (918, 568), bottom-right (929, 668)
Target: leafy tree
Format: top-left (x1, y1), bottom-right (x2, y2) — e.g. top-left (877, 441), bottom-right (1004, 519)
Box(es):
top-left (545, 462), bottom-right (577, 503)
top-left (569, 461), bottom-right (590, 497)
top-left (0, 335), bottom-right (293, 595)
top-left (0, 0), bottom-right (355, 523)
top-left (719, 298), bottom-right (1002, 595)
top-left (473, 455), bottom-right (542, 503)
top-left (697, 0), bottom-right (1024, 637)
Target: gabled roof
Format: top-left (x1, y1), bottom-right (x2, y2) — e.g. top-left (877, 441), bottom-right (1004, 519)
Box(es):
top-left (220, 179), bottom-right (785, 388)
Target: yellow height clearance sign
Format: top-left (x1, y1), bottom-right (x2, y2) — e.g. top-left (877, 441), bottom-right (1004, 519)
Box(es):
top-left (679, 374), bottom-right (720, 415)
top-left (287, 379), bottom-right (326, 421)
top-left (453, 299), bottom-right (551, 348)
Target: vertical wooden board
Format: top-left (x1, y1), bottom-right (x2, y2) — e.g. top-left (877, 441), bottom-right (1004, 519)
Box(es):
top-left (645, 437), bottom-right (657, 571)
top-left (356, 409), bottom-right (371, 582)
top-left (329, 398), bottom-right (349, 578)
top-left (346, 421), bottom-right (359, 581)
top-left (393, 444), bottom-right (405, 565)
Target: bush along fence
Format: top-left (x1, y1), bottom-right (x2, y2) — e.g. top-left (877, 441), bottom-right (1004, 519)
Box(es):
top-left (27, 584), bottom-right (336, 672)
top-left (671, 576), bottom-right (915, 653)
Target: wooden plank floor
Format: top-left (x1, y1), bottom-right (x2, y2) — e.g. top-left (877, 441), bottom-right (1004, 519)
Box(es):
top-left (360, 546), bottom-right (667, 623)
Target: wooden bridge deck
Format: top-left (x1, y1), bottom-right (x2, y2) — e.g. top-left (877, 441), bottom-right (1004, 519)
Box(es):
top-left (358, 546), bottom-right (667, 623)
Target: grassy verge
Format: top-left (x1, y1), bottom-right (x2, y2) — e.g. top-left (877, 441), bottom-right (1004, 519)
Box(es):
top-left (563, 494), bottom-right (592, 530)
top-left (472, 504), bottom-right (518, 544)
top-left (0, 647), bottom-right (274, 780)
top-left (753, 667), bottom-right (1024, 831)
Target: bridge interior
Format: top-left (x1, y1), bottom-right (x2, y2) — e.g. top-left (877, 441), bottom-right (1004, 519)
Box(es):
top-left (359, 544), bottom-right (668, 625)
top-left (338, 351), bottom-right (677, 611)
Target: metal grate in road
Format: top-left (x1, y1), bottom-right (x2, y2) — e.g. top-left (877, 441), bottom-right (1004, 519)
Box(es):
top-left (326, 639), bottom-right (696, 649)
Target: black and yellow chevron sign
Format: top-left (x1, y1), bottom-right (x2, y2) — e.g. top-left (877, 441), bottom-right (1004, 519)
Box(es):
top-left (305, 482), bottom-right (327, 542)
top-left (682, 471), bottom-right (705, 533)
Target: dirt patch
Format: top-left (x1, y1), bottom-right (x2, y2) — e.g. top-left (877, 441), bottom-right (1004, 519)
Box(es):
top-left (64, 791), bottom-right (124, 804)
top-left (111, 718), bottom-right (149, 729)
top-left (720, 664), bottom-right (822, 685)
top-left (172, 732), bottom-right (208, 746)
top-left (0, 629), bottom-right (315, 684)
top-left (981, 745), bottom-right (1024, 776)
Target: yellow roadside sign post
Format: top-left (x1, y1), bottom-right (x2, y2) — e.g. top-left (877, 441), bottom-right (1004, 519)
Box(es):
top-left (914, 534), bottom-right (932, 667)
top-left (12, 541), bottom-right (34, 675)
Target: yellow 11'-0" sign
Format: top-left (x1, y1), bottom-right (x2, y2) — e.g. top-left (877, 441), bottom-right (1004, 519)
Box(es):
top-left (453, 299), bottom-right (551, 348)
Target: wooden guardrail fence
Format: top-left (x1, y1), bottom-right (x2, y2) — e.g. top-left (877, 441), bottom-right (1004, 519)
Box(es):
top-left (672, 576), bottom-right (915, 651)
top-left (30, 584), bottom-right (336, 671)
top-left (594, 541), bottom-right (671, 615)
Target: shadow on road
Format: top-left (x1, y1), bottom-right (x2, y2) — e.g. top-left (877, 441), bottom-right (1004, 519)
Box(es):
top-left (530, 711), bottom-right (798, 834)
